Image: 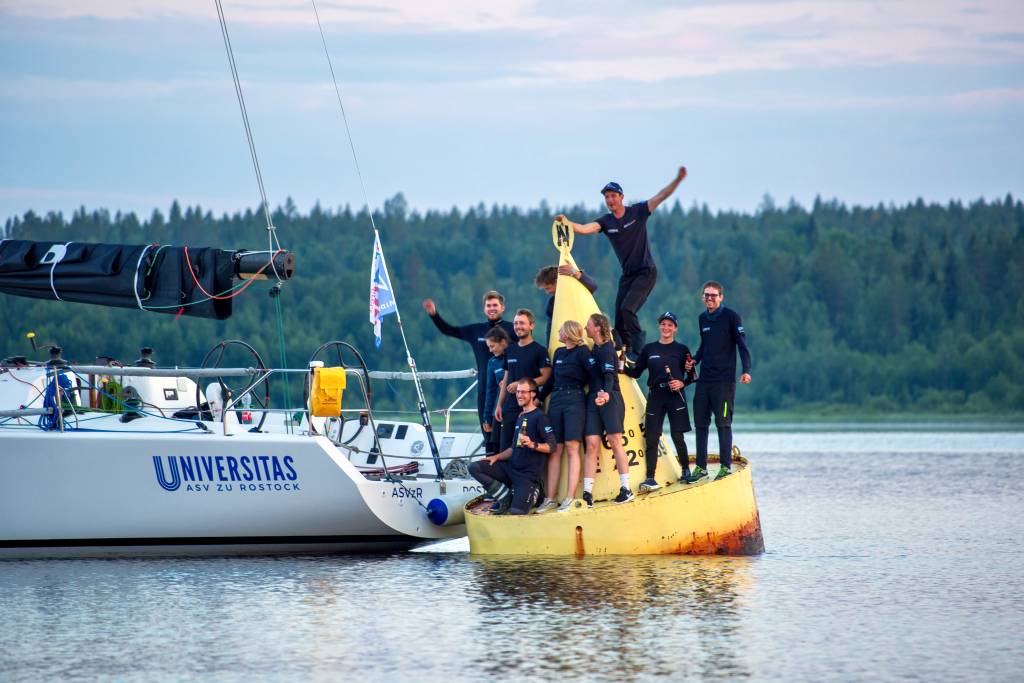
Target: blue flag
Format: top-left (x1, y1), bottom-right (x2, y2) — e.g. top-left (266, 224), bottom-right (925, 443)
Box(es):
top-left (369, 233), bottom-right (397, 348)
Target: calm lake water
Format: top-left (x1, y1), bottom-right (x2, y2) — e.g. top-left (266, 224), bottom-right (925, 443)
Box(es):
top-left (2, 429), bottom-right (1022, 681)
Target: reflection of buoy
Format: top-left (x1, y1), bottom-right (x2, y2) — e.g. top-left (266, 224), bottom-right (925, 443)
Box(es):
top-left (426, 492), bottom-right (477, 526)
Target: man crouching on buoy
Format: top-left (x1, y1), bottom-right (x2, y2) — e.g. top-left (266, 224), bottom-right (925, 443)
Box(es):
top-left (469, 379), bottom-right (556, 515)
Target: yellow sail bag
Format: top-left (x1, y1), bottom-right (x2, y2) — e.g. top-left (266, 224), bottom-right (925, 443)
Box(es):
top-left (310, 366), bottom-right (346, 417)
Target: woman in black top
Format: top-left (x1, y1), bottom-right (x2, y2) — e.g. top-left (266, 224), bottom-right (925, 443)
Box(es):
top-left (536, 320), bottom-right (591, 513)
top-left (582, 313), bottom-right (634, 506)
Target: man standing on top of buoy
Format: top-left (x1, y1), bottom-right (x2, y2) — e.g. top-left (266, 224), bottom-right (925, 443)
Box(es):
top-left (555, 166), bottom-right (687, 364)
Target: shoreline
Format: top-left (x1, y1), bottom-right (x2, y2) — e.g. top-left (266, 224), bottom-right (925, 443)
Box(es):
top-left (439, 411), bottom-right (1024, 432)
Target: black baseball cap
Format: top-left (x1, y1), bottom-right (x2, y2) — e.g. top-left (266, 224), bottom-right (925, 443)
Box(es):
top-left (601, 181), bottom-right (624, 195)
top-left (658, 311), bottom-right (678, 326)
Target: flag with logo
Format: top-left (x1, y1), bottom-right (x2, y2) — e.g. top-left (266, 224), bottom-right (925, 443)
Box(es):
top-left (369, 232), bottom-right (397, 348)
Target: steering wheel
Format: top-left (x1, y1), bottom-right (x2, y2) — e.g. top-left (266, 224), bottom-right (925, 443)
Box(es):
top-left (197, 339), bottom-right (271, 431)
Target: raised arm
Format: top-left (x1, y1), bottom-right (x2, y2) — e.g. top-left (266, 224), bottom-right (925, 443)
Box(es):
top-left (554, 214), bottom-right (601, 235)
top-left (423, 299), bottom-right (472, 341)
top-left (647, 166), bottom-right (687, 213)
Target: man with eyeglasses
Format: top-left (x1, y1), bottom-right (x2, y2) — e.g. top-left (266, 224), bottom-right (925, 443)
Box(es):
top-left (554, 166), bottom-right (687, 364)
top-left (468, 379), bottom-right (556, 515)
top-left (686, 280), bottom-right (751, 482)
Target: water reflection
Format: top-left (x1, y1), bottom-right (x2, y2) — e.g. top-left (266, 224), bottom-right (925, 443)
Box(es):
top-left (468, 554), bottom-right (757, 679)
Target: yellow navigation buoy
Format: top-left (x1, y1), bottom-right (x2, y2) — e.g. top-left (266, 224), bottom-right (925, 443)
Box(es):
top-left (464, 220), bottom-right (765, 556)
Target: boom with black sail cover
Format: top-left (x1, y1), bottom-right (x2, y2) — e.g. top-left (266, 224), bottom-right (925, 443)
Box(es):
top-left (0, 240), bottom-right (293, 320)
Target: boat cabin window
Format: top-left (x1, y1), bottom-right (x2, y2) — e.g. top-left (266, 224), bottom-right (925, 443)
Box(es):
top-left (376, 423), bottom-right (394, 439)
top-left (395, 425), bottom-right (408, 440)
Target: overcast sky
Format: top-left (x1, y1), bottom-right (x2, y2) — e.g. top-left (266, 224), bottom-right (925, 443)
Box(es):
top-left (1, 0), bottom-right (1022, 220)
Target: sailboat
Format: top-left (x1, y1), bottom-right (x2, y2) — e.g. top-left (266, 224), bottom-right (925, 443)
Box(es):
top-left (0, 2), bottom-right (488, 558)
top-left (0, 243), bottom-right (487, 557)
top-left (464, 219), bottom-right (765, 555)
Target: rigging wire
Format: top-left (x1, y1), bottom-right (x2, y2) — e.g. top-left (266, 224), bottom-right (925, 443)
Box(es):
top-left (212, 0), bottom-right (291, 415)
top-left (310, 0), bottom-right (378, 235)
top-left (212, 0), bottom-right (284, 283)
top-left (310, 0), bottom-right (445, 478)
top-left (183, 247), bottom-right (284, 301)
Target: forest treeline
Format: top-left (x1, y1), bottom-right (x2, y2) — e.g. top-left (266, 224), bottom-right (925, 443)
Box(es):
top-left (3, 193), bottom-right (1023, 417)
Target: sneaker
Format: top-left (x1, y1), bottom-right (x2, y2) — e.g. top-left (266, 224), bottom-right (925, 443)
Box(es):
top-left (582, 491), bottom-right (594, 508)
top-left (638, 477), bottom-right (661, 493)
top-left (534, 498), bottom-right (558, 514)
top-left (715, 465), bottom-right (731, 479)
top-left (614, 487), bottom-right (634, 504)
top-left (685, 466), bottom-right (708, 483)
top-left (679, 469), bottom-right (691, 484)
top-left (556, 498), bottom-right (575, 512)
top-left (491, 495), bottom-right (512, 515)
top-left (489, 487), bottom-right (511, 513)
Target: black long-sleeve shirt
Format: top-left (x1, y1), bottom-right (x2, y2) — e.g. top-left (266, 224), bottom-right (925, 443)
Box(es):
top-left (587, 341), bottom-right (620, 393)
top-left (544, 271), bottom-right (598, 344)
top-left (625, 340), bottom-right (697, 388)
top-left (694, 306), bottom-right (751, 383)
top-left (429, 312), bottom-right (515, 391)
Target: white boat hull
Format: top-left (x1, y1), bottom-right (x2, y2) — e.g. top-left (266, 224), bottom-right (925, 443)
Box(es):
top-left (0, 418), bottom-right (484, 558)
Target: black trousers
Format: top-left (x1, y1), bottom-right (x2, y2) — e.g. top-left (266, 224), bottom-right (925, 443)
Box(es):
top-left (613, 267), bottom-right (658, 352)
top-left (644, 387), bottom-right (691, 478)
top-left (499, 403), bottom-right (523, 452)
top-left (468, 459), bottom-right (539, 515)
top-left (693, 382), bottom-right (736, 469)
top-left (485, 421), bottom-right (502, 455)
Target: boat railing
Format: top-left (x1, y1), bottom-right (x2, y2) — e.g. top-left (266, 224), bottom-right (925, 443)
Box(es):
top-left (1, 363), bottom-right (481, 442)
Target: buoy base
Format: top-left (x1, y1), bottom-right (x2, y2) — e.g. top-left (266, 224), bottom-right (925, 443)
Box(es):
top-left (466, 456), bottom-right (764, 556)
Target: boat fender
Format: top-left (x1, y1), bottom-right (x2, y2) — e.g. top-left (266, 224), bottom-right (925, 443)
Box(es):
top-left (426, 492), bottom-right (476, 526)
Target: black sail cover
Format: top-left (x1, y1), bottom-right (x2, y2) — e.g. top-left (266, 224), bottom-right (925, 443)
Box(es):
top-left (0, 240), bottom-right (235, 320)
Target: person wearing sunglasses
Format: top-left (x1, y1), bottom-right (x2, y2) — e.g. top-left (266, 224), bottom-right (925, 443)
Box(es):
top-left (687, 281), bottom-right (751, 482)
